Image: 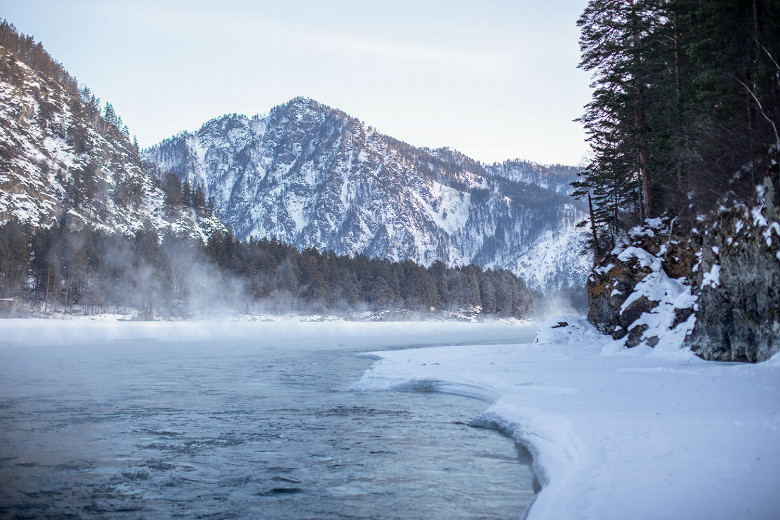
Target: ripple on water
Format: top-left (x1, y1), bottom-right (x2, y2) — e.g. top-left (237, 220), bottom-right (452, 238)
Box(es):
top-left (0, 341), bottom-right (536, 519)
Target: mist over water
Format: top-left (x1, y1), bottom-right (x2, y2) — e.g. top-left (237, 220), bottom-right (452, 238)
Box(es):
top-left (0, 321), bottom-right (537, 519)
top-left (532, 287), bottom-right (588, 321)
top-left (4, 218), bottom-right (535, 320)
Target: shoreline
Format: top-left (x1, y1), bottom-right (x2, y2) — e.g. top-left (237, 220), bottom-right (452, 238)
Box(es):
top-left (0, 309), bottom-right (533, 325)
top-left (4, 316), bottom-right (778, 518)
top-left (352, 316), bottom-right (780, 520)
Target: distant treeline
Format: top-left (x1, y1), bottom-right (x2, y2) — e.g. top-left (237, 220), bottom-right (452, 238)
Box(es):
top-left (0, 219), bottom-right (533, 318)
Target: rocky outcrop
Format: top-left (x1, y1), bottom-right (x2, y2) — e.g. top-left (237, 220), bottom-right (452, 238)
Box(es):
top-left (688, 170), bottom-right (780, 362)
top-left (586, 159), bottom-right (780, 362)
top-left (586, 218), bottom-right (698, 349)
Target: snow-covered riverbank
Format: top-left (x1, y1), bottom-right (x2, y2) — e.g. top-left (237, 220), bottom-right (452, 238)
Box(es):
top-left (353, 316), bottom-right (780, 520)
top-left (4, 316), bottom-right (778, 518)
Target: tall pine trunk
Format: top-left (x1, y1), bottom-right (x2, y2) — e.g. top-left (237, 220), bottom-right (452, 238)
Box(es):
top-left (630, 0), bottom-right (652, 220)
top-left (44, 266), bottom-right (50, 313)
top-left (588, 191), bottom-right (601, 259)
top-left (673, 4), bottom-right (684, 191)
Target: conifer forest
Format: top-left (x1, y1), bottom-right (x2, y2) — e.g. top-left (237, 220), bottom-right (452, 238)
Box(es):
top-left (573, 0), bottom-right (780, 252)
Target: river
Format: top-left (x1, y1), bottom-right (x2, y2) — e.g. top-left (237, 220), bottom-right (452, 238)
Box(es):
top-left (0, 320), bottom-right (536, 519)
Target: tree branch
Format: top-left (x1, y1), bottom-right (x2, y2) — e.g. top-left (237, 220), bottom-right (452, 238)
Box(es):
top-left (736, 77), bottom-right (780, 145)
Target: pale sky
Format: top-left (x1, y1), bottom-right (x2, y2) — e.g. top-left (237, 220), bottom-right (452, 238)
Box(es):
top-left (0, 0), bottom-right (591, 165)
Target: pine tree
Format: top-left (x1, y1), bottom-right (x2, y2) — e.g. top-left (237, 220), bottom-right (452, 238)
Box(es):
top-left (479, 274), bottom-right (496, 314)
top-left (0, 219), bottom-right (29, 298)
top-left (192, 184), bottom-right (206, 211)
top-left (574, 0), bottom-right (780, 252)
top-left (163, 172), bottom-right (182, 213)
top-left (181, 179), bottom-right (192, 207)
top-left (103, 102), bottom-right (117, 127)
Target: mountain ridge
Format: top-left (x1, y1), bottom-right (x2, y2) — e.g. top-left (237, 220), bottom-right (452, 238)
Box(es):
top-left (0, 21), bottom-right (223, 241)
top-left (145, 97), bottom-right (591, 293)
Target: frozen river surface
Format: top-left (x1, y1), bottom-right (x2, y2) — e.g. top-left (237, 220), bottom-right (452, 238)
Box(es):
top-left (0, 320), bottom-right (536, 519)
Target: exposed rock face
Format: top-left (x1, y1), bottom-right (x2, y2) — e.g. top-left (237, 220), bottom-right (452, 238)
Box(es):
top-left (586, 159), bottom-right (780, 362)
top-left (586, 218), bottom-right (697, 348)
top-left (688, 171), bottom-right (780, 362)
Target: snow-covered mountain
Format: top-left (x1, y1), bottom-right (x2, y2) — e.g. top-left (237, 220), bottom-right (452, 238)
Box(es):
top-left (0, 29), bottom-right (223, 240)
top-left (145, 97), bottom-right (591, 292)
top-left (486, 159), bottom-right (580, 195)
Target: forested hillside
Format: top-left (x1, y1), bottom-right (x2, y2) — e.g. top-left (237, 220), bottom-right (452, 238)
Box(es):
top-left (0, 20), bottom-right (225, 238)
top-left (577, 0), bottom-right (780, 361)
top-left (0, 22), bottom-right (534, 319)
top-left (574, 0), bottom-right (779, 249)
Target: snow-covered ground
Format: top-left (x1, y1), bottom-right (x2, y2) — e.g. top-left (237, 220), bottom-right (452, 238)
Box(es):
top-left (354, 316), bottom-right (780, 520)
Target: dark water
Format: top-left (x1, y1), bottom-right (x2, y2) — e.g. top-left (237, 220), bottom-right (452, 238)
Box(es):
top-left (0, 333), bottom-right (535, 519)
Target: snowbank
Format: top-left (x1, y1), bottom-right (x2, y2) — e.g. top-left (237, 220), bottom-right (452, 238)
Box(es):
top-left (353, 318), bottom-right (780, 520)
top-left (533, 315), bottom-right (604, 345)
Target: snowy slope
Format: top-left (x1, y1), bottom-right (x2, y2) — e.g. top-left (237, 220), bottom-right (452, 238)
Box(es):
top-left (0, 45), bottom-right (223, 241)
top-left (145, 98), bottom-right (591, 292)
top-left (486, 159), bottom-right (580, 195)
top-left (354, 316), bottom-right (780, 520)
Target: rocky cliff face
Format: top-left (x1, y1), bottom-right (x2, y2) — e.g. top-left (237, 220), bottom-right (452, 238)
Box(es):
top-left (688, 168), bottom-right (780, 361)
top-left (586, 153), bottom-right (780, 362)
top-left (144, 98), bottom-right (591, 293)
top-left (586, 217), bottom-right (698, 350)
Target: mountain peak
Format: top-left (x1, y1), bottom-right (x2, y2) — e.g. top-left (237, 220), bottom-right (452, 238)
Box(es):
top-left (143, 100), bottom-right (591, 293)
top-left (269, 97), bottom-right (355, 129)
top-left (285, 96), bottom-right (324, 108)
top-left (273, 96), bottom-right (330, 116)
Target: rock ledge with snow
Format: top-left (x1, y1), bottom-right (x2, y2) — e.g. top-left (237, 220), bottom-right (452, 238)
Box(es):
top-left (586, 157), bottom-right (780, 362)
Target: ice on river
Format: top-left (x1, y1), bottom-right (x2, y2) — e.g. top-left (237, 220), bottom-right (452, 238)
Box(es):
top-left (354, 315), bottom-right (780, 520)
